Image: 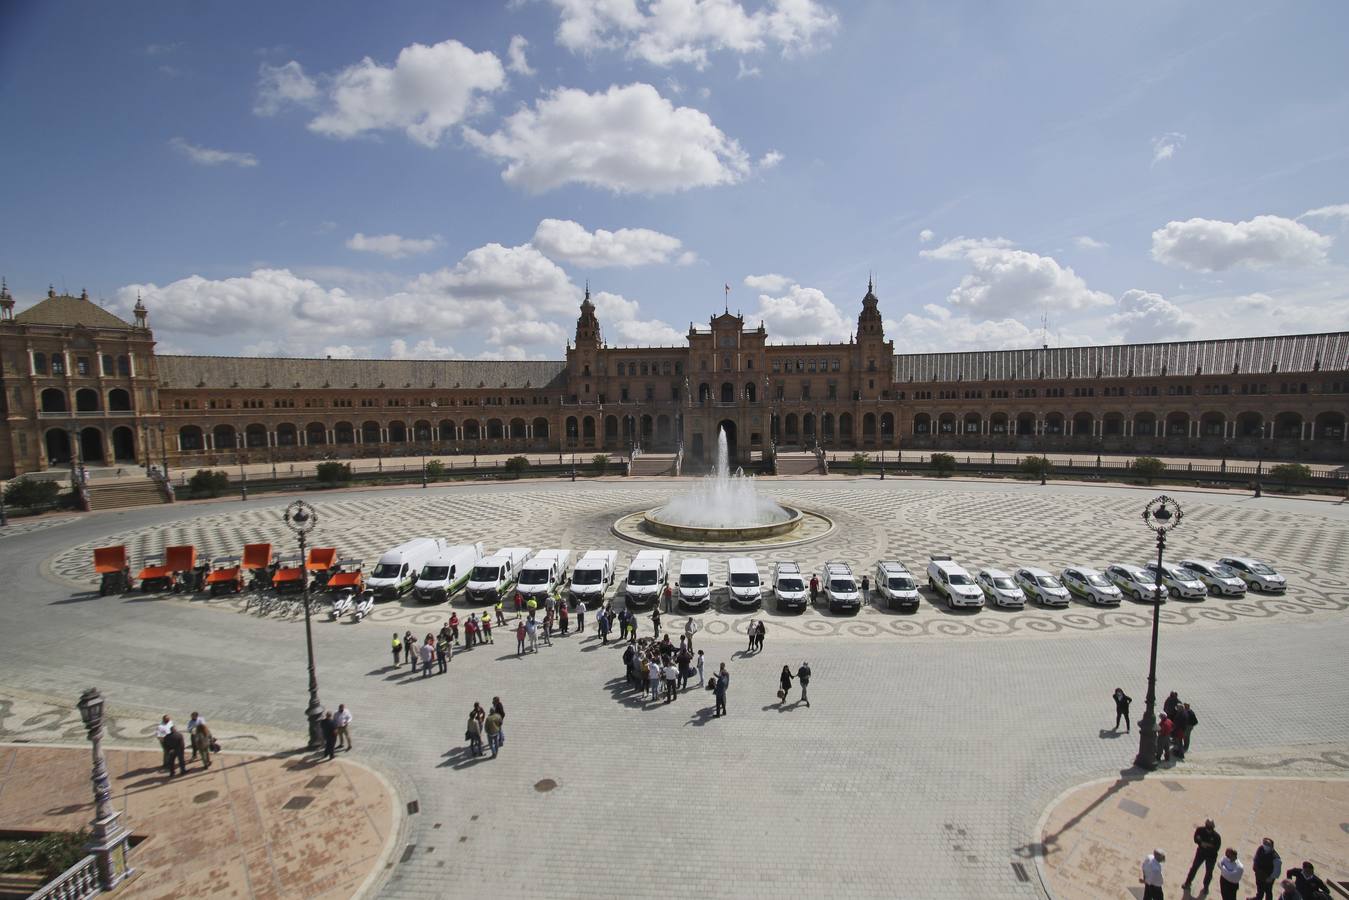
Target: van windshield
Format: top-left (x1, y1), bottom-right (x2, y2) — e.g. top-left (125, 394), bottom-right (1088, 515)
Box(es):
top-left (778, 578), bottom-right (804, 592)
top-left (991, 577), bottom-right (1015, 590)
top-left (888, 577), bottom-right (915, 590)
top-left (372, 563), bottom-right (402, 578)
top-left (830, 579), bottom-right (856, 593)
top-left (948, 573), bottom-right (974, 586)
top-left (471, 565), bottom-right (501, 582)
top-left (629, 569), bottom-right (658, 586)
top-left (572, 568), bottom-right (602, 585)
top-left (420, 566), bottom-right (449, 582)
top-left (1251, 563), bottom-right (1276, 575)
top-left (680, 574), bottom-right (708, 588)
top-left (1035, 575), bottom-right (1063, 589)
top-left (519, 569), bottom-right (548, 584)
top-left (1086, 573), bottom-right (1111, 587)
top-left (730, 573), bottom-right (759, 586)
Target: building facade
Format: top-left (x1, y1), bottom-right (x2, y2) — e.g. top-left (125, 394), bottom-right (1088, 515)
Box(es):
top-left (2, 281), bottom-right (1346, 478)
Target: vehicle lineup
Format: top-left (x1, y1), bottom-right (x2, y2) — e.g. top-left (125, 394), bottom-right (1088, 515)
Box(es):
top-left (92, 539), bottom-right (1288, 618)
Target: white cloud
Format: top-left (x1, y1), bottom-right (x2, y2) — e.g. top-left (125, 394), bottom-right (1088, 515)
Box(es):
top-left (322, 344), bottom-right (371, 359)
top-left (1299, 203), bottom-right (1349, 222)
top-left (531, 218), bottom-right (691, 267)
top-left (390, 338), bottom-right (459, 359)
top-left (346, 232), bottom-right (441, 259)
top-left (254, 61), bottom-right (319, 115)
top-left (736, 59), bottom-right (761, 79)
top-left (506, 35), bottom-right (535, 76)
top-left (748, 282), bottom-right (850, 341)
top-left (743, 273), bottom-right (790, 293)
top-left (918, 228), bottom-right (934, 243)
top-left (1073, 235), bottom-right (1108, 250)
top-left (169, 137), bottom-right (258, 168)
top-left (487, 319), bottom-right (567, 349)
top-left (921, 237), bottom-right (1112, 314)
top-left (1151, 132), bottom-right (1185, 164)
top-left (757, 149), bottom-right (783, 169)
top-left (410, 242), bottom-right (579, 314)
top-left (1151, 215), bottom-right (1332, 271)
top-left (550, 0), bottom-right (838, 69)
top-left (465, 82), bottom-right (750, 194)
top-left (591, 290), bottom-right (686, 345)
top-left (1105, 289), bottom-right (1197, 342)
top-left (305, 39), bottom-right (506, 146)
top-left (888, 305), bottom-right (1097, 353)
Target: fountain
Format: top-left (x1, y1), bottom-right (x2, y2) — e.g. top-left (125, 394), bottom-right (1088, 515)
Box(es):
top-left (641, 428), bottom-right (804, 542)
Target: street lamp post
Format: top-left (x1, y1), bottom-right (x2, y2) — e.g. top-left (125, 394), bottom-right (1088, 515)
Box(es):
top-left (283, 500), bottom-right (324, 749)
top-left (1134, 495), bottom-right (1184, 771)
top-left (157, 423), bottom-right (169, 481)
top-left (238, 449), bottom-right (248, 501)
top-left (77, 688), bottom-right (134, 890)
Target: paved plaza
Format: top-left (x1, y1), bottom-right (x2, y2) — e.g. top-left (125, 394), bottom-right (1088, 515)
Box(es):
top-left (2, 476), bottom-right (1347, 898)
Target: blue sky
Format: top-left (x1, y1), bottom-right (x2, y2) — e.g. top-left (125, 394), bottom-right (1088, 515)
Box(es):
top-left (2, 1), bottom-right (1347, 359)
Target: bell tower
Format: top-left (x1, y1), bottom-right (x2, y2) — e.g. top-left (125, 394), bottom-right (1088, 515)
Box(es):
top-left (574, 284), bottom-right (601, 347)
top-left (857, 276), bottom-right (884, 340)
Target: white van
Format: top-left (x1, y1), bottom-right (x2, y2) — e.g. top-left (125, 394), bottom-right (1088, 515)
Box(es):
top-left (677, 558), bottom-right (711, 609)
top-left (466, 547), bottom-right (532, 604)
top-left (624, 549), bottom-right (670, 607)
top-left (368, 538), bottom-right (449, 600)
top-left (926, 554), bottom-right (984, 609)
top-left (874, 560), bottom-right (921, 610)
top-left (772, 562), bottom-right (808, 612)
top-left (569, 549), bottom-right (617, 605)
top-left (413, 542), bottom-right (484, 602)
top-left (727, 557), bottom-right (762, 608)
top-left (820, 561), bottom-right (861, 613)
top-left (518, 549), bottom-right (572, 601)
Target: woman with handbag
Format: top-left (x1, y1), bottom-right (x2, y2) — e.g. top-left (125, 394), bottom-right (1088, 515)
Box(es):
top-left (778, 665), bottom-right (794, 706)
top-left (192, 721), bottom-right (215, 769)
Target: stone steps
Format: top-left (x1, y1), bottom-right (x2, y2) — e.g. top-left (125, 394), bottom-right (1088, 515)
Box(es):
top-left (628, 454), bottom-right (677, 476)
top-left (85, 479), bottom-right (169, 510)
top-left (774, 454), bottom-right (823, 475)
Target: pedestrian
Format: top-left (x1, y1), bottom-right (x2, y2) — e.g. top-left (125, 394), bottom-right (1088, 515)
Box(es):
top-left (861, 573), bottom-right (870, 597)
top-left (796, 661), bottom-right (811, 707)
top-left (464, 615), bottom-right (477, 648)
top-left (163, 725), bottom-right (187, 776)
top-left (684, 616), bottom-right (698, 651)
top-left (651, 607), bottom-right (661, 636)
top-left (420, 637), bottom-right (435, 677)
top-left (448, 611), bottom-right (460, 644)
top-left (559, 601), bottom-right (570, 635)
top-left (403, 630), bottom-right (416, 666)
top-left (697, 650), bottom-right (705, 687)
top-left (663, 583), bottom-right (673, 613)
top-left (778, 665), bottom-right (794, 705)
top-left (809, 574), bottom-right (819, 606)
top-left (662, 660), bottom-right (677, 701)
top-left (481, 612), bottom-right (494, 644)
top-left (491, 697), bottom-right (506, 746)
top-left (526, 616), bottom-right (538, 652)
top-left (1290, 862), bottom-right (1331, 900)
top-left (335, 704), bottom-right (353, 751)
top-left (647, 659), bottom-right (661, 701)
top-left (319, 711), bottom-right (337, 761)
top-left (485, 708), bottom-right (503, 757)
top-left (1112, 688), bottom-right (1132, 732)
top-left (186, 711), bottom-right (207, 760)
top-left (577, 600), bottom-right (587, 632)
top-left (1158, 714), bottom-right (1174, 761)
top-left (1277, 880), bottom-right (1300, 900)
top-left (1251, 838), bottom-right (1282, 900)
top-left (465, 706), bottom-right (484, 757)
top-left (597, 609), bottom-right (609, 644)
top-left (1217, 848), bottom-right (1244, 900)
top-left (516, 619), bottom-right (527, 655)
top-left (190, 719), bottom-right (213, 769)
top-left (746, 620), bottom-right (755, 653)
top-left (1171, 711), bottom-right (1188, 761)
top-left (1140, 849), bottom-right (1165, 900)
top-left (436, 636), bottom-right (449, 673)
top-left (495, 599), bottom-right (506, 626)
top-left (514, 590), bottom-right (525, 619)
top-left (545, 592), bottom-right (556, 616)
top-left (1181, 703), bottom-right (1197, 754)
top-left (1164, 690), bottom-right (1181, 720)
top-left (542, 609), bottom-right (554, 645)
top-left (390, 633), bottom-right (401, 668)
top-left (713, 664), bottom-right (729, 717)
top-left (677, 645), bottom-right (692, 691)
top-left (757, 620), bottom-right (767, 652)
top-left (1183, 818), bottom-right (1222, 895)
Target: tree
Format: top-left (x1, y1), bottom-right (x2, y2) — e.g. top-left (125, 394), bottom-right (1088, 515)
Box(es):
top-left (187, 469), bottom-right (231, 498)
top-left (315, 461), bottom-right (351, 485)
top-left (1268, 462), bottom-right (1311, 488)
top-left (930, 453), bottom-right (957, 477)
top-left (424, 460), bottom-right (445, 480)
top-left (1131, 456), bottom-right (1167, 485)
top-left (850, 452), bottom-right (870, 475)
top-left (504, 455), bottom-right (530, 478)
top-left (4, 478), bottom-right (61, 509)
top-left (1019, 455), bottom-right (1053, 484)
top-left (591, 454), bottom-right (611, 475)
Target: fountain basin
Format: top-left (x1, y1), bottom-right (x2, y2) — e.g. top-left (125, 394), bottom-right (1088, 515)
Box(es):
top-left (642, 505), bottom-right (805, 542)
top-left (610, 506), bottom-right (835, 550)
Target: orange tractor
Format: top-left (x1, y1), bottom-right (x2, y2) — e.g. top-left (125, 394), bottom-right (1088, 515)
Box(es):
top-left (273, 547), bottom-right (338, 592)
top-left (137, 545), bottom-right (206, 593)
top-left (242, 543), bottom-right (276, 591)
top-left (93, 545), bottom-right (134, 595)
top-left (327, 558), bottom-right (366, 594)
top-left (204, 555), bottom-right (244, 595)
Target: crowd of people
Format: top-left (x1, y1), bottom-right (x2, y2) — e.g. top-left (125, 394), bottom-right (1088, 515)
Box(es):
top-left (1140, 830), bottom-right (1330, 900)
top-left (154, 711), bottom-right (217, 775)
top-left (1109, 687), bottom-right (1201, 761)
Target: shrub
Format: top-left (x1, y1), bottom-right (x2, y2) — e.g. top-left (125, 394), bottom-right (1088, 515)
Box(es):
top-left (1019, 455), bottom-right (1053, 482)
top-left (1268, 462), bottom-right (1311, 487)
top-left (930, 453), bottom-right (957, 477)
top-left (1131, 456), bottom-right (1167, 485)
top-left (424, 460), bottom-right (445, 479)
top-left (850, 452), bottom-right (869, 475)
top-left (187, 469), bottom-right (231, 498)
top-left (315, 461), bottom-right (351, 485)
top-left (504, 455), bottom-right (530, 478)
top-left (591, 454), bottom-right (610, 475)
top-left (0, 830), bottom-right (90, 878)
top-left (3, 478), bottom-right (61, 509)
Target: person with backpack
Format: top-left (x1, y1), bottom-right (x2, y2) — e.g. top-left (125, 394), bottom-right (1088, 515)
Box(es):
top-left (796, 661), bottom-right (811, 707)
top-left (1251, 838), bottom-right (1282, 900)
top-left (1112, 687), bottom-right (1132, 732)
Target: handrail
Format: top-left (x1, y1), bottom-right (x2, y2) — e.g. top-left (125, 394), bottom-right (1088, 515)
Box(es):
top-left (29, 853), bottom-right (101, 900)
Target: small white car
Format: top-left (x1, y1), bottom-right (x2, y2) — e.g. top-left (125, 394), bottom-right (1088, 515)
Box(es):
top-left (1060, 567), bottom-right (1122, 606)
top-left (1217, 557), bottom-right (1287, 593)
top-left (1105, 564), bottom-right (1166, 603)
top-left (926, 555), bottom-right (984, 609)
top-left (1015, 567), bottom-right (1071, 607)
top-left (976, 569), bottom-right (1025, 608)
top-left (1177, 560), bottom-right (1247, 597)
top-left (1144, 562), bottom-right (1209, 601)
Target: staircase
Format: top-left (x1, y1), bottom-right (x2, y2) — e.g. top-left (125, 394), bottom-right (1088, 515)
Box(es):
top-left (774, 452), bottom-right (824, 476)
top-left (628, 453), bottom-right (678, 476)
top-left (85, 478), bottom-right (170, 510)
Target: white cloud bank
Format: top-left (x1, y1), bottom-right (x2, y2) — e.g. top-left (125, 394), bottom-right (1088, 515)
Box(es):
top-left (920, 237), bottom-right (1111, 314)
top-left (346, 232), bottom-right (441, 259)
top-left (1151, 214), bottom-right (1332, 271)
top-left (531, 219), bottom-right (693, 267)
top-left (506, 35), bottom-right (535, 76)
top-left (169, 137), bottom-right (258, 168)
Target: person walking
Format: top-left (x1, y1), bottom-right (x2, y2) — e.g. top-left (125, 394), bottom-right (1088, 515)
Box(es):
top-left (481, 612), bottom-right (493, 644)
top-left (713, 664), bottom-right (729, 717)
top-left (696, 650), bottom-right (706, 688)
top-left (163, 725), bottom-right (187, 777)
top-left (1217, 848), bottom-right (1244, 900)
top-left (663, 661), bottom-right (679, 703)
top-left (684, 616), bottom-right (698, 651)
top-left (1171, 711), bottom-right (1188, 761)
top-left (1289, 862), bottom-right (1331, 900)
top-left (436, 635), bottom-right (449, 672)
top-left (1164, 690), bottom-right (1181, 720)
top-left (677, 645), bottom-right (692, 691)
top-left (1183, 818), bottom-right (1222, 895)
top-left (526, 616), bottom-right (538, 652)
top-left (403, 631), bottom-right (416, 667)
top-left (319, 711), bottom-right (337, 761)
top-left (391, 632), bottom-right (402, 668)
top-left (796, 661), bottom-right (811, 707)
top-left (1250, 838), bottom-right (1282, 900)
top-left (757, 620), bottom-right (767, 653)
top-left (495, 599), bottom-right (506, 626)
top-left (516, 619), bottom-right (527, 656)
top-left (1181, 703), bottom-right (1198, 754)
top-left (465, 706), bottom-right (484, 757)
top-left (663, 583), bottom-right (673, 614)
top-left (186, 711), bottom-right (207, 761)
top-left (778, 665), bottom-right (794, 706)
top-left (335, 704), bottom-right (353, 751)
top-left (647, 659), bottom-right (661, 701)
top-left (559, 601), bottom-right (570, 635)
top-left (746, 620), bottom-right (756, 653)
top-left (1140, 849), bottom-right (1165, 900)
top-left (542, 609), bottom-right (554, 646)
top-left (514, 590), bottom-right (525, 620)
top-left (1158, 714), bottom-right (1174, 761)
top-left (576, 600), bottom-right (587, 632)
top-left (420, 638), bottom-right (435, 677)
top-left (809, 574), bottom-right (819, 606)
top-left (597, 609), bottom-right (609, 644)
top-left (485, 708), bottom-right (503, 757)
top-left (448, 611), bottom-right (460, 644)
top-left (190, 719), bottom-right (213, 769)
top-left (1112, 688), bottom-right (1132, 732)
top-left (490, 697), bottom-right (505, 746)
top-left (464, 615), bottom-right (477, 648)
top-left (651, 607), bottom-right (661, 637)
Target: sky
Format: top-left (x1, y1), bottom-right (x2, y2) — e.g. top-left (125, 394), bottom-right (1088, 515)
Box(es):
top-left (2, 0), bottom-right (1347, 360)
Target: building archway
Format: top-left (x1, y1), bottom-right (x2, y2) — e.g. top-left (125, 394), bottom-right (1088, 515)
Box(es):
top-left (1273, 412), bottom-right (1302, 440)
top-left (212, 424), bottom-right (237, 450)
top-left (306, 422), bottom-right (328, 446)
top-left (80, 427), bottom-right (105, 463)
top-left (389, 421), bottom-right (408, 443)
top-left (839, 412), bottom-right (853, 441)
top-left (362, 421), bottom-right (381, 444)
top-left (245, 423), bottom-right (268, 448)
top-left (1314, 411), bottom-right (1344, 440)
top-left (45, 428), bottom-right (72, 464)
top-left (880, 412), bottom-right (895, 440)
top-left (40, 388), bottom-right (68, 413)
top-left (107, 388), bottom-right (132, 411)
top-left (111, 426), bottom-right (136, 462)
top-left (532, 417), bottom-right (549, 440)
top-left (334, 422), bottom-right (354, 444)
top-left (179, 425), bottom-right (204, 452)
top-left (720, 382), bottom-right (735, 403)
top-left (1236, 412), bottom-right (1262, 438)
top-left (75, 388), bottom-right (100, 412)
top-left (276, 423), bottom-right (298, 447)
top-left (1016, 413), bottom-right (1035, 436)
top-left (509, 418), bottom-right (527, 440)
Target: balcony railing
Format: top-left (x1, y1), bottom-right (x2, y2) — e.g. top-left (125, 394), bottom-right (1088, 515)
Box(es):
top-left (36, 410), bottom-right (137, 419)
top-left (29, 853), bottom-right (101, 900)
